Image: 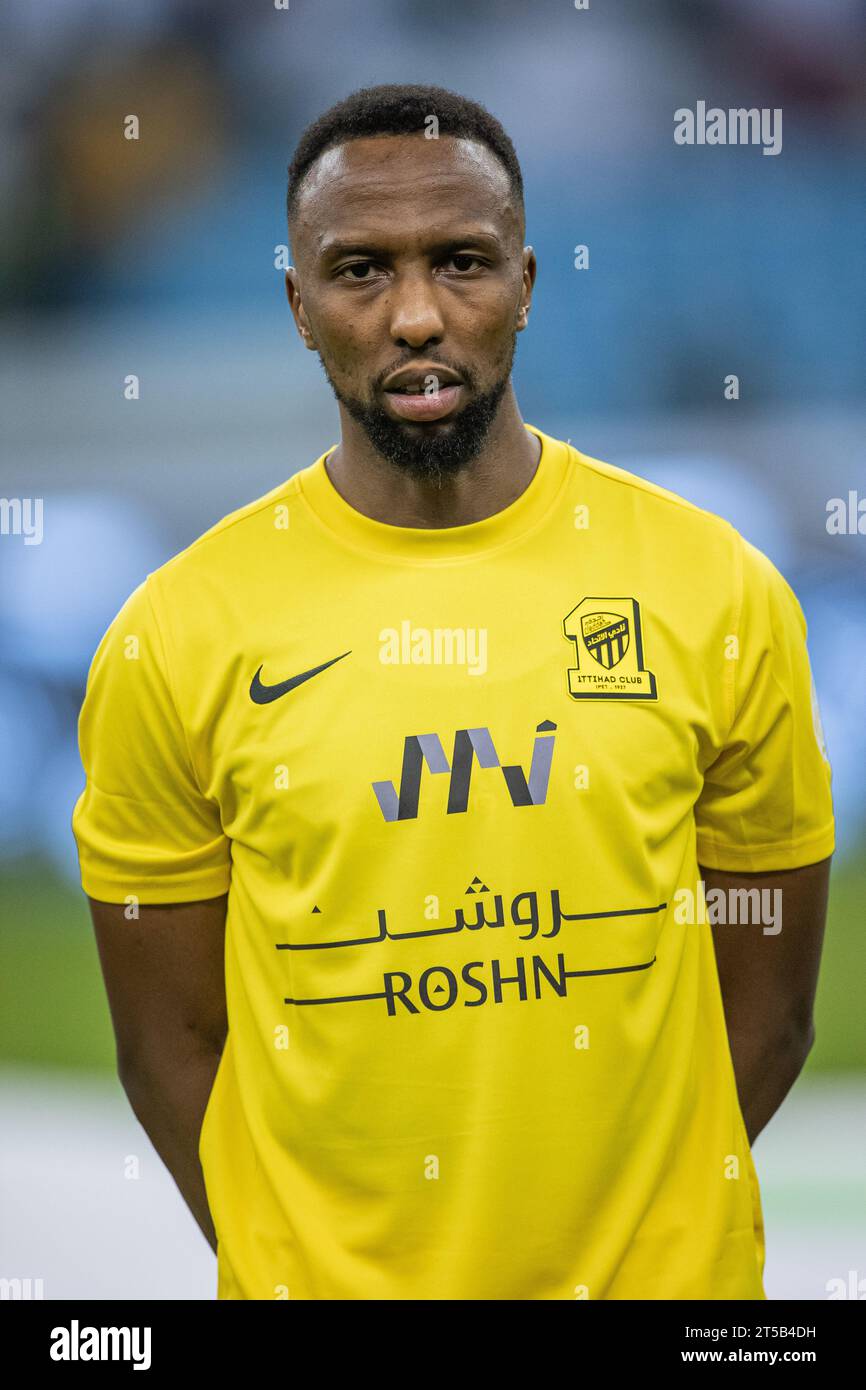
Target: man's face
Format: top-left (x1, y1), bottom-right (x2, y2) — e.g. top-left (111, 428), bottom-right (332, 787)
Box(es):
top-left (286, 134), bottom-right (534, 480)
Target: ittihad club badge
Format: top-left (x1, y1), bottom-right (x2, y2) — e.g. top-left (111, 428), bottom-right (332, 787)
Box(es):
top-left (562, 596), bottom-right (657, 699)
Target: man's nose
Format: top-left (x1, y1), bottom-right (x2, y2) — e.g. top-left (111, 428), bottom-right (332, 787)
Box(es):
top-left (388, 272), bottom-right (445, 347)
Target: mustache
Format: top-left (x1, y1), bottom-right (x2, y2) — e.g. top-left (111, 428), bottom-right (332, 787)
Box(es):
top-left (376, 361), bottom-right (474, 390)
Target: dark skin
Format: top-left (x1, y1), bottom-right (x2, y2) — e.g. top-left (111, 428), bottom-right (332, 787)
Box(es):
top-left (285, 133), bottom-right (541, 524)
top-left (89, 895), bottom-right (227, 1254)
top-left (703, 858), bottom-right (831, 1144)
top-left (87, 133), bottom-right (832, 1254)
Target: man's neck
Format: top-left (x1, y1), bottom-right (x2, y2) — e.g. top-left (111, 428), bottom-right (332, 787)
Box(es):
top-left (323, 391), bottom-right (542, 530)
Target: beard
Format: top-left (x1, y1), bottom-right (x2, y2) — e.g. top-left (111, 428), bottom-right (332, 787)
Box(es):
top-left (318, 339), bottom-right (516, 484)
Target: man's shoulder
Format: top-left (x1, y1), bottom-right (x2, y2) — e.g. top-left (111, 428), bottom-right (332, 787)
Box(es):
top-left (568, 441), bottom-right (738, 543)
top-left (562, 438), bottom-right (794, 613)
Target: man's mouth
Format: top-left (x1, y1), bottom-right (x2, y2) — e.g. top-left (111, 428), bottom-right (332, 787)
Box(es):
top-left (383, 383), bottom-right (464, 422)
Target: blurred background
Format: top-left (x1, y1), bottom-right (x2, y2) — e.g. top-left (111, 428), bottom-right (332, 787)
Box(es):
top-left (1, 0), bottom-right (864, 1300)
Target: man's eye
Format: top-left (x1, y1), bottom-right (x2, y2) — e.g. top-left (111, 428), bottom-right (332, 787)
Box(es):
top-left (339, 262), bottom-right (377, 280)
top-left (446, 254), bottom-right (483, 272)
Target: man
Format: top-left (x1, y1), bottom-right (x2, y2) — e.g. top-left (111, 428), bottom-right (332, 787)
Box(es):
top-left (72, 84), bottom-right (834, 1300)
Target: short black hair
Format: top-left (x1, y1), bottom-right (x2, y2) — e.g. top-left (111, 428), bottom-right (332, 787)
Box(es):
top-left (286, 83), bottom-right (524, 229)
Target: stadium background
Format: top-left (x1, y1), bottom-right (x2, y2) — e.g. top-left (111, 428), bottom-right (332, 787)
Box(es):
top-left (0, 0), bottom-right (863, 1299)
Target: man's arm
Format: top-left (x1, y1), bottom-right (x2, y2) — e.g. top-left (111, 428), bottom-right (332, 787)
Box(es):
top-left (701, 857), bottom-right (831, 1147)
top-left (87, 893), bottom-right (229, 1254)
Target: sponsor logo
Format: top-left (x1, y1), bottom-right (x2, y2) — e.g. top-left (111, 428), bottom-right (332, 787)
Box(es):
top-left (371, 720), bottom-right (556, 821)
top-left (278, 879), bottom-right (665, 1014)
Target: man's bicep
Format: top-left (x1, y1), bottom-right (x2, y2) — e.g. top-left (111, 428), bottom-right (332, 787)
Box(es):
top-left (88, 894), bottom-right (229, 1076)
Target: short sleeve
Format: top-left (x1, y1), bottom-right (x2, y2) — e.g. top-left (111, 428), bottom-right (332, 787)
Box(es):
top-left (71, 577), bottom-right (231, 904)
top-left (694, 536), bottom-right (835, 872)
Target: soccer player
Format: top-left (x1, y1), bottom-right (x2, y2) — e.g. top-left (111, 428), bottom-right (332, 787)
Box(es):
top-left (72, 84), bottom-right (834, 1300)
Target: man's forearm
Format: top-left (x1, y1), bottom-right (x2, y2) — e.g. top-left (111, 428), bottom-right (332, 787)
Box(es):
top-left (703, 860), bottom-right (830, 1148)
top-left (727, 1020), bottom-right (813, 1146)
top-left (119, 1045), bottom-right (221, 1254)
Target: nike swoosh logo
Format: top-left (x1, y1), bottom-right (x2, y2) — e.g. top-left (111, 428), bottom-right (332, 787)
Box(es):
top-left (250, 650), bottom-right (352, 704)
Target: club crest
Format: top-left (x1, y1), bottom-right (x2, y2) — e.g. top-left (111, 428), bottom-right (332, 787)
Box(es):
top-left (563, 597), bottom-right (657, 700)
top-left (580, 611), bottom-right (630, 669)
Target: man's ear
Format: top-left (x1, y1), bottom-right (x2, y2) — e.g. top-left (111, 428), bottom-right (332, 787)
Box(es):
top-left (285, 269), bottom-right (316, 349)
top-left (517, 246), bottom-right (536, 332)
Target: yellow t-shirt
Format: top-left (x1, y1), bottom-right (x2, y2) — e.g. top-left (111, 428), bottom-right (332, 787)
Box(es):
top-left (72, 424), bottom-right (835, 1300)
